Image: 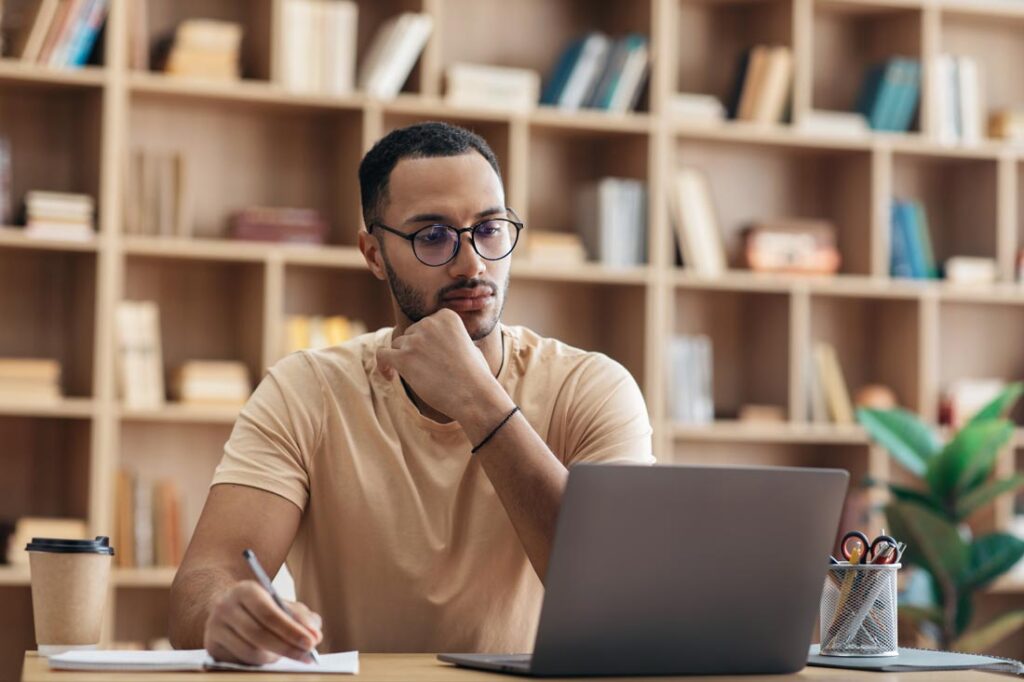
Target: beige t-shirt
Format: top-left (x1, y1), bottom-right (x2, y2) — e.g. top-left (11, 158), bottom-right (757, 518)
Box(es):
top-left (211, 324), bottom-right (654, 654)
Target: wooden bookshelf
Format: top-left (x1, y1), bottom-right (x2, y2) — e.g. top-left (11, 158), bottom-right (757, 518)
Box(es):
top-left (4, 0), bottom-right (1024, 675)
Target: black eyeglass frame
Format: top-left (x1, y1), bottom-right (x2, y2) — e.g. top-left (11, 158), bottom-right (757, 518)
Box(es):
top-left (368, 208), bottom-right (525, 267)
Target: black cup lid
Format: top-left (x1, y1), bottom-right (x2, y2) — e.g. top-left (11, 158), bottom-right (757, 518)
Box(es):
top-left (25, 536), bottom-right (115, 556)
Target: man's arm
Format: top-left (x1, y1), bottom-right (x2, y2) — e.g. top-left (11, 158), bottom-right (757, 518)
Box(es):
top-left (169, 483), bottom-right (322, 664)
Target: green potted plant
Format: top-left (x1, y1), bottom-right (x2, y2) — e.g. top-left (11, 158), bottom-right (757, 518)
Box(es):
top-left (857, 383), bottom-right (1024, 652)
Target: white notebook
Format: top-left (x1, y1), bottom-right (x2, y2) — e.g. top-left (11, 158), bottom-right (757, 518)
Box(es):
top-left (48, 649), bottom-right (359, 674)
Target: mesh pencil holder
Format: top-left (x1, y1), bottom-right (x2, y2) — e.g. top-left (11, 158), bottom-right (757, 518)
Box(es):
top-left (819, 563), bottom-right (900, 657)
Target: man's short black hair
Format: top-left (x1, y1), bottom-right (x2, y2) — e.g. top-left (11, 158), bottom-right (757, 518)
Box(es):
top-left (358, 121), bottom-right (502, 228)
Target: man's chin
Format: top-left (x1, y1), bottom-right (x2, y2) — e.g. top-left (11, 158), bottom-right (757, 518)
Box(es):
top-left (441, 306), bottom-right (499, 341)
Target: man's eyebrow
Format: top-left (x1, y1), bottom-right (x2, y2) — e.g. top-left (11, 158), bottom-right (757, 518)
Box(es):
top-left (403, 207), bottom-right (506, 225)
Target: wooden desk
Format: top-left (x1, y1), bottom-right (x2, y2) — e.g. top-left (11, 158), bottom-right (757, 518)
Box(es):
top-left (20, 652), bottom-right (1004, 681)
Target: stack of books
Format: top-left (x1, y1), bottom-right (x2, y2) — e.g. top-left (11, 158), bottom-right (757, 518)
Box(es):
top-left (230, 207), bottom-right (327, 244)
top-left (171, 361), bottom-right (252, 407)
top-left (116, 301), bottom-right (165, 410)
top-left (4, 0), bottom-right (108, 68)
top-left (124, 149), bottom-right (190, 238)
top-left (669, 334), bottom-right (714, 424)
top-left (114, 471), bottom-right (183, 569)
top-left (890, 199), bottom-right (938, 280)
top-left (286, 315), bottom-right (368, 354)
top-left (0, 358), bottom-right (62, 403)
top-left (575, 178), bottom-right (647, 267)
top-left (669, 93), bottom-right (726, 125)
top-left (668, 167), bottom-right (728, 276)
top-left (25, 191), bottom-right (95, 241)
top-left (935, 54), bottom-right (984, 145)
top-left (7, 517), bottom-right (87, 566)
top-left (279, 0), bottom-right (358, 95)
top-left (809, 342), bottom-right (854, 425)
top-left (523, 232), bottom-right (587, 265)
top-left (357, 13), bottom-right (433, 100)
top-left (445, 63), bottom-right (541, 113)
top-left (856, 57), bottom-right (922, 133)
top-left (728, 45), bottom-right (793, 124)
top-left (164, 19), bottom-right (242, 81)
top-left (541, 33), bottom-right (649, 113)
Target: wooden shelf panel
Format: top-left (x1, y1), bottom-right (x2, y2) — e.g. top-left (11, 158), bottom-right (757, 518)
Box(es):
top-left (0, 398), bottom-right (95, 419)
top-left (672, 421), bottom-right (869, 445)
top-left (129, 72), bottom-right (365, 112)
top-left (0, 59), bottom-right (105, 88)
top-left (119, 403), bottom-right (240, 425)
top-left (512, 260), bottom-right (652, 285)
top-left (0, 568), bottom-right (30, 587)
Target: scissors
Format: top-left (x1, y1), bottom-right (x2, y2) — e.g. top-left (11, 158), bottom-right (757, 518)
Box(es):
top-left (840, 530), bottom-right (899, 564)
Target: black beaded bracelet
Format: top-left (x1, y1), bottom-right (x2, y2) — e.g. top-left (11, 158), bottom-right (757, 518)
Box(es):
top-left (471, 406), bottom-right (521, 454)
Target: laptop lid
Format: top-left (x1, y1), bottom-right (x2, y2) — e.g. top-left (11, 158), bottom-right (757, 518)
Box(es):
top-left (530, 464), bottom-right (849, 676)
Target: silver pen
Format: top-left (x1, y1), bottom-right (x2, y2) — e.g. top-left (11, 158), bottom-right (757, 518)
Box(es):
top-left (242, 548), bottom-right (321, 664)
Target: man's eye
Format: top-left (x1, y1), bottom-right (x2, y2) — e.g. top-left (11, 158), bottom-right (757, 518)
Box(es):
top-left (416, 227), bottom-right (450, 244)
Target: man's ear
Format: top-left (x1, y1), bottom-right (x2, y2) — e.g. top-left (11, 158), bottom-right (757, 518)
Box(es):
top-left (358, 230), bottom-right (387, 281)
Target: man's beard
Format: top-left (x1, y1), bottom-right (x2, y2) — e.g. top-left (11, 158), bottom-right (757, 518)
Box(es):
top-left (381, 250), bottom-right (509, 341)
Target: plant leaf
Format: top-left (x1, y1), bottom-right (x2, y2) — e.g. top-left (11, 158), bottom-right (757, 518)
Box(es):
top-left (885, 501), bottom-right (969, 594)
top-left (899, 604), bottom-right (944, 627)
top-left (969, 383), bottom-right (1024, 425)
top-left (962, 533), bottom-right (1024, 591)
top-left (925, 419), bottom-right (1013, 499)
top-left (955, 475), bottom-right (1024, 522)
top-left (952, 610), bottom-right (1024, 653)
top-left (857, 408), bottom-right (940, 477)
top-left (956, 591), bottom-right (974, 636)
top-left (888, 483), bottom-right (946, 515)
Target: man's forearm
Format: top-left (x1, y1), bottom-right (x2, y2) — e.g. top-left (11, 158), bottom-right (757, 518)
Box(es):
top-left (168, 565), bottom-right (240, 649)
top-left (461, 390), bottom-right (569, 581)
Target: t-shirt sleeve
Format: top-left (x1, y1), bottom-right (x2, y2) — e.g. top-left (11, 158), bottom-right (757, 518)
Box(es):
top-left (210, 351), bottom-right (325, 511)
top-left (557, 354), bottom-right (655, 467)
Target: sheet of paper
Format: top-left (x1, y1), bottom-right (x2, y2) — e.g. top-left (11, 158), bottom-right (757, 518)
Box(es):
top-left (50, 649), bottom-right (359, 674)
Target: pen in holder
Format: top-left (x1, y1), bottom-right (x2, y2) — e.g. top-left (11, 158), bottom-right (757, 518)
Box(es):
top-left (819, 562), bottom-right (900, 657)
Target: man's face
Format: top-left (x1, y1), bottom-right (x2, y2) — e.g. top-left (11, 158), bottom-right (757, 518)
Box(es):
top-left (365, 152), bottom-right (512, 341)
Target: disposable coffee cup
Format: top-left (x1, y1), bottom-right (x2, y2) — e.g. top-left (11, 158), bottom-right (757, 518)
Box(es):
top-left (27, 536), bottom-right (114, 657)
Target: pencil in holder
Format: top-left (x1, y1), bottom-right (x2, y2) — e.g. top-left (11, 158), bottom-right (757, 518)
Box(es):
top-left (819, 563), bottom-right (900, 657)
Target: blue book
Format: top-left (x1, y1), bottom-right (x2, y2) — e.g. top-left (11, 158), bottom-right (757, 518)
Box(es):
top-left (897, 200), bottom-right (927, 278)
top-left (911, 201), bottom-right (938, 278)
top-left (68, 0), bottom-right (108, 67)
top-left (541, 38), bottom-right (586, 105)
top-left (891, 58), bottom-right (921, 132)
top-left (727, 48), bottom-right (753, 119)
top-left (890, 202), bottom-right (914, 279)
top-left (857, 63), bottom-right (889, 130)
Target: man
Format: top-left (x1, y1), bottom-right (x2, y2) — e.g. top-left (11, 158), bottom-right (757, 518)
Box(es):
top-left (168, 122), bottom-right (653, 665)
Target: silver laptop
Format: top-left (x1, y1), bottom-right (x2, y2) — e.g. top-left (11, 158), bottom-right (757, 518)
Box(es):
top-left (439, 463), bottom-right (848, 676)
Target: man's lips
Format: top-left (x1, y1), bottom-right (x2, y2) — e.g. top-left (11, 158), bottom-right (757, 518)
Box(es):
top-left (442, 287), bottom-right (494, 311)
top-left (443, 287), bottom-right (493, 300)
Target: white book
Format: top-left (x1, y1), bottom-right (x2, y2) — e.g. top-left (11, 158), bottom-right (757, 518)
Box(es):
top-left (323, 0), bottom-right (358, 95)
top-left (280, 0), bottom-right (311, 92)
top-left (361, 13), bottom-right (432, 100)
top-left (956, 55), bottom-right (983, 145)
top-left (24, 222), bottom-right (94, 241)
top-left (559, 33), bottom-right (611, 110)
top-left (134, 477), bottom-right (153, 568)
top-left (117, 301), bottom-right (165, 409)
top-left (754, 46), bottom-right (792, 124)
top-left (49, 649), bottom-right (359, 674)
top-left (797, 110), bottom-right (868, 137)
top-left (357, 15), bottom-right (404, 95)
top-left (935, 54), bottom-right (960, 145)
top-left (670, 168), bottom-right (727, 276)
top-left (607, 40), bottom-right (649, 113)
top-left (445, 63), bottom-right (540, 113)
top-left (669, 93), bottom-right (725, 123)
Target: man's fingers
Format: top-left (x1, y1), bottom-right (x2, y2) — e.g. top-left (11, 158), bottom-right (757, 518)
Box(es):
top-left (241, 587), bottom-right (317, 649)
top-left (212, 620), bottom-right (279, 666)
top-left (233, 603), bottom-right (314, 662)
top-left (288, 601), bottom-right (323, 642)
top-left (376, 347), bottom-right (400, 378)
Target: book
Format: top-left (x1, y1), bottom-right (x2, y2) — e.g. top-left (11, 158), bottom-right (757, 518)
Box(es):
top-left (230, 206), bottom-right (327, 244)
top-left (164, 19), bottom-right (242, 81)
top-left (116, 300), bottom-right (165, 409)
top-left (557, 33), bottom-right (611, 110)
top-left (7, 517), bottom-right (87, 566)
top-left (945, 256), bottom-right (997, 285)
top-left (669, 167), bottom-right (727, 276)
top-left (575, 177), bottom-right (646, 267)
top-left (668, 334), bottom-right (714, 424)
top-left (668, 93), bottom-right (725, 124)
top-left (24, 189), bottom-right (95, 240)
top-left (797, 110), bottom-right (869, 137)
top-left (171, 360), bottom-right (252, 406)
top-left (48, 649), bottom-right (359, 674)
top-left (522, 231), bottom-right (587, 265)
top-left (125, 148), bottom-right (190, 237)
top-left (813, 342), bottom-right (854, 425)
top-left (597, 34), bottom-right (649, 113)
top-left (114, 472), bottom-right (184, 569)
top-left (445, 63), bottom-right (540, 113)
top-left (279, 0), bottom-right (358, 95)
top-left (956, 55), bottom-right (983, 145)
top-left (736, 45), bottom-right (770, 121)
top-left (752, 46), bottom-right (792, 124)
top-left (357, 13), bottom-right (432, 100)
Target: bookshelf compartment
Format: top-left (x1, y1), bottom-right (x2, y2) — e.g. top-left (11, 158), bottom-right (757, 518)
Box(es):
top-left (123, 256), bottom-right (265, 390)
top-left (673, 0), bottom-right (792, 106)
top-left (672, 287), bottom-right (790, 421)
top-left (0, 85), bottom-right (102, 228)
top-left (127, 93), bottom-right (364, 245)
top-left (437, 0), bottom-right (651, 107)
top-left (135, 0), bottom-right (273, 80)
top-left (280, 264), bottom-right (392, 361)
top-left (892, 153), bottom-right (998, 274)
top-left (0, 416), bottom-right (91, 523)
top-left (528, 127), bottom-right (648, 259)
top-left (939, 10), bottom-right (1024, 138)
top-left (119, 421), bottom-right (231, 557)
top-left (0, 587), bottom-right (33, 681)
top-left (810, 1), bottom-right (922, 127)
top-left (112, 586), bottom-right (171, 649)
top-left (674, 138), bottom-right (873, 275)
top-left (809, 294), bottom-right (921, 414)
top-left (938, 300), bottom-right (1024, 425)
top-left (0, 250), bottom-right (95, 399)
top-left (502, 279), bottom-right (646, 389)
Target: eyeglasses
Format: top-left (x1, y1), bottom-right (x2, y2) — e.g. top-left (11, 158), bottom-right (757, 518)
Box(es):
top-left (369, 208), bottom-right (524, 267)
